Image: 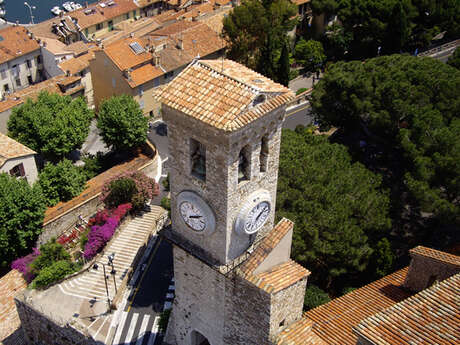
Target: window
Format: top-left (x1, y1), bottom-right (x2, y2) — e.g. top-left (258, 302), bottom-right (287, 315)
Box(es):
top-left (165, 71), bottom-right (174, 80)
top-left (96, 23), bottom-right (103, 31)
top-left (108, 20), bottom-right (114, 31)
top-left (238, 146), bottom-right (250, 183)
top-left (190, 138), bottom-right (206, 181)
top-left (132, 10), bottom-right (136, 18)
top-left (12, 64), bottom-right (19, 76)
top-left (9, 163), bottom-right (25, 178)
top-left (111, 77), bottom-right (116, 88)
top-left (0, 69), bottom-right (6, 79)
top-left (27, 76), bottom-right (32, 85)
top-left (26, 59), bottom-right (32, 69)
top-left (4, 84), bottom-right (9, 92)
top-left (36, 55), bottom-right (42, 64)
top-left (126, 12), bottom-right (130, 20)
top-left (153, 77), bottom-right (160, 88)
top-left (15, 78), bottom-right (21, 87)
top-left (84, 28), bottom-right (89, 37)
top-left (139, 100), bottom-right (144, 109)
top-left (260, 136), bottom-right (269, 172)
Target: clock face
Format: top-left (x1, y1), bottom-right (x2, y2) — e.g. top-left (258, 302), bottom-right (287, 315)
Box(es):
top-left (176, 191), bottom-right (216, 235)
top-left (180, 201), bottom-right (206, 232)
top-left (234, 189), bottom-right (272, 235)
top-left (244, 201), bottom-right (271, 234)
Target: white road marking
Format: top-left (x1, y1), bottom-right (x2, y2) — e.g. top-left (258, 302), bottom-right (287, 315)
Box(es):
top-left (135, 314), bottom-right (151, 345)
top-left (112, 311), bottom-right (128, 345)
top-left (146, 316), bottom-right (160, 345)
top-left (124, 313), bottom-right (139, 344)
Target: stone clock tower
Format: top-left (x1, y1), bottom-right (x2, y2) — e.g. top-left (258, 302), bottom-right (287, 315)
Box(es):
top-left (159, 60), bottom-right (310, 345)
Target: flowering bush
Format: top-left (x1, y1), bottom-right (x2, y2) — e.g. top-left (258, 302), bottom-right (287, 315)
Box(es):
top-left (11, 248), bottom-right (40, 283)
top-left (88, 209), bottom-right (110, 227)
top-left (83, 203), bottom-right (132, 260)
top-left (57, 228), bottom-right (79, 246)
top-left (100, 171), bottom-right (159, 210)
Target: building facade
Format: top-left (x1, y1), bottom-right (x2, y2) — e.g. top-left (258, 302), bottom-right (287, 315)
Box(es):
top-left (0, 26), bottom-right (44, 95)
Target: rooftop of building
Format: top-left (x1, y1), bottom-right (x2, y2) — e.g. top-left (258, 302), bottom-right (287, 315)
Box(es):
top-left (0, 132), bottom-right (36, 167)
top-left (0, 74), bottom-right (83, 114)
top-left (159, 59), bottom-right (294, 131)
top-left (354, 273), bottom-right (459, 345)
top-left (409, 245), bottom-right (460, 266)
top-left (0, 270), bottom-right (27, 343)
top-left (0, 26), bottom-right (40, 65)
top-left (58, 48), bottom-right (97, 75)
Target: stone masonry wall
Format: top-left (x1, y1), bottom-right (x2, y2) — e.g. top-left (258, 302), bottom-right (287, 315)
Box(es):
top-left (163, 103), bottom-right (286, 264)
top-left (15, 296), bottom-right (98, 345)
top-left (268, 278), bottom-right (307, 342)
top-left (403, 253), bottom-right (460, 292)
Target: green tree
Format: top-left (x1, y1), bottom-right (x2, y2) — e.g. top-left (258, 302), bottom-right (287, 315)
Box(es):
top-left (97, 95), bottom-right (148, 151)
top-left (311, 55), bottom-right (460, 221)
top-left (223, 0), bottom-right (296, 76)
top-left (303, 285), bottom-right (331, 310)
top-left (294, 39), bottom-right (326, 71)
top-left (277, 40), bottom-right (290, 86)
top-left (447, 47), bottom-right (460, 69)
top-left (103, 178), bottom-right (138, 208)
top-left (277, 128), bottom-right (391, 288)
top-left (30, 260), bottom-right (76, 289)
top-left (38, 159), bottom-right (87, 206)
top-left (0, 173), bottom-right (46, 268)
top-left (8, 92), bottom-right (93, 162)
top-left (370, 238), bottom-right (394, 278)
top-left (30, 238), bottom-right (70, 275)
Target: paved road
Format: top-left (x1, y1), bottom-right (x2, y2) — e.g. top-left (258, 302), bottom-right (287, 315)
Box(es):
top-left (284, 103), bottom-right (314, 130)
top-left (112, 238), bottom-right (174, 345)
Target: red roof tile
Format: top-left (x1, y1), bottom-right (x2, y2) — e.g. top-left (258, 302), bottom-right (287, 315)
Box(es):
top-left (354, 273), bottom-right (460, 345)
top-left (0, 26), bottom-right (40, 65)
top-left (410, 245), bottom-right (460, 267)
top-left (0, 270), bottom-right (27, 341)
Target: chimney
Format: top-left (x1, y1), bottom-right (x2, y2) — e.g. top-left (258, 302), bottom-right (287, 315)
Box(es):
top-left (403, 246), bottom-right (460, 293)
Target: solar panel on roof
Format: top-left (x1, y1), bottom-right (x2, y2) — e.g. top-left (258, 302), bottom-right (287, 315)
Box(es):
top-left (129, 42), bottom-right (145, 55)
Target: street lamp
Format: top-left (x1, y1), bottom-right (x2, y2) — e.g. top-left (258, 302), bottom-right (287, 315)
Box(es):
top-left (24, 2), bottom-right (36, 25)
top-left (107, 253), bottom-right (117, 294)
top-left (93, 261), bottom-right (112, 312)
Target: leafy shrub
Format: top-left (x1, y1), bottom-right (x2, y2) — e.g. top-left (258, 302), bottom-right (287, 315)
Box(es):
top-left (38, 159), bottom-right (87, 206)
top-left (11, 248), bottom-right (40, 283)
top-left (341, 287), bottom-right (356, 295)
top-left (30, 239), bottom-right (70, 275)
top-left (30, 260), bottom-right (76, 289)
top-left (296, 87), bottom-right (308, 95)
top-left (79, 229), bottom-right (89, 250)
top-left (100, 171), bottom-right (159, 210)
top-left (88, 209), bottom-right (111, 227)
top-left (161, 197), bottom-right (171, 211)
top-left (158, 308), bottom-right (171, 333)
top-left (303, 285), bottom-right (331, 311)
top-left (162, 174), bottom-right (170, 192)
top-left (103, 178), bottom-right (137, 208)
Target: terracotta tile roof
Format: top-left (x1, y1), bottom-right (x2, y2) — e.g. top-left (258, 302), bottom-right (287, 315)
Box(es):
top-left (151, 20), bottom-right (201, 36)
top-left (0, 133), bottom-right (36, 167)
top-left (30, 16), bottom-right (78, 41)
top-left (290, 0), bottom-right (311, 5)
top-left (57, 75), bottom-right (81, 86)
top-left (104, 37), bottom-right (153, 70)
top-left (277, 318), bottom-right (327, 345)
top-left (239, 218), bottom-right (294, 276)
top-left (128, 63), bottom-right (163, 87)
top-left (58, 49), bottom-right (96, 75)
top-left (304, 268), bottom-right (412, 345)
top-left (198, 7), bottom-right (232, 34)
top-left (70, 0), bottom-right (139, 30)
top-left (354, 273), bottom-right (460, 345)
top-left (247, 260), bottom-right (310, 293)
top-left (409, 245), bottom-right (460, 267)
top-left (65, 41), bottom-right (90, 56)
top-left (151, 10), bottom-right (178, 24)
top-left (0, 26), bottom-right (40, 65)
top-left (0, 74), bottom-right (83, 113)
top-left (159, 59), bottom-right (294, 131)
top-left (0, 270), bottom-right (27, 342)
top-left (40, 37), bottom-right (71, 55)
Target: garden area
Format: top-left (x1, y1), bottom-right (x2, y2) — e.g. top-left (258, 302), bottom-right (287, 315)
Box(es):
top-left (10, 171), bottom-right (159, 289)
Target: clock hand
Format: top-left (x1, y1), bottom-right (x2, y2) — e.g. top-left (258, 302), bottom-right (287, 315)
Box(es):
top-left (189, 215), bottom-right (203, 219)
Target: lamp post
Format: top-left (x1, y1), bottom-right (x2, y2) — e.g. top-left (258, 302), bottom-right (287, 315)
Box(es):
top-left (24, 2), bottom-right (36, 25)
top-left (107, 252), bottom-right (117, 294)
top-left (92, 261), bottom-right (111, 312)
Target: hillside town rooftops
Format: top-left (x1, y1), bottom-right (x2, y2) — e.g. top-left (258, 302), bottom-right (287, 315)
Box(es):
top-left (159, 59), bottom-right (294, 131)
top-left (58, 48), bottom-right (97, 75)
top-left (0, 132), bottom-right (36, 167)
top-left (354, 273), bottom-right (460, 345)
top-left (0, 26), bottom-right (40, 65)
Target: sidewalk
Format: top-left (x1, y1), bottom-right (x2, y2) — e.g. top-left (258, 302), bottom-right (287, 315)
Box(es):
top-left (288, 71), bottom-right (323, 93)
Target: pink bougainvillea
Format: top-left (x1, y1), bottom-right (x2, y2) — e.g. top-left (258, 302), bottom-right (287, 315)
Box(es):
top-left (83, 203), bottom-right (132, 260)
top-left (11, 248), bottom-right (40, 283)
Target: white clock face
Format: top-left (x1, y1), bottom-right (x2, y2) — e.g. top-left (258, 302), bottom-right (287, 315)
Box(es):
top-left (234, 189), bottom-right (272, 235)
top-left (180, 201), bottom-right (206, 232)
top-left (176, 191), bottom-right (216, 235)
top-left (245, 201), bottom-right (270, 234)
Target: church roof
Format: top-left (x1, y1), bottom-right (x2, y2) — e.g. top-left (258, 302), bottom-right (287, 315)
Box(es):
top-left (158, 59), bottom-right (294, 131)
top-left (354, 273), bottom-right (460, 345)
top-left (251, 260), bottom-right (310, 293)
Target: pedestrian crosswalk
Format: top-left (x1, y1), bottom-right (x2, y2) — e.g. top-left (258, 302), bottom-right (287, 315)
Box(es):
top-left (58, 206), bottom-right (165, 302)
top-left (112, 312), bottom-right (160, 345)
top-left (112, 277), bottom-right (175, 345)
